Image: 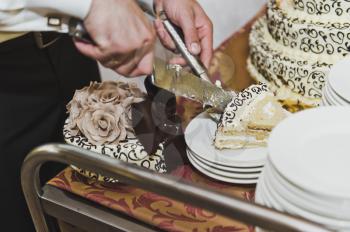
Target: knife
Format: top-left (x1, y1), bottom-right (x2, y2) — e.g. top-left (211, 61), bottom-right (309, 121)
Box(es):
top-left (152, 58), bottom-right (234, 111)
top-left (68, 19), bottom-right (235, 112)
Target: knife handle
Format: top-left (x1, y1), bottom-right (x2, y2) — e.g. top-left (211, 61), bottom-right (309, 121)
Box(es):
top-left (159, 12), bottom-right (211, 83)
top-left (68, 18), bottom-right (95, 44)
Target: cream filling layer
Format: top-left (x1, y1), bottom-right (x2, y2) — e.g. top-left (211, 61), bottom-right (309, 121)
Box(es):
top-left (214, 134), bottom-right (266, 149)
top-left (215, 135), bottom-right (263, 142)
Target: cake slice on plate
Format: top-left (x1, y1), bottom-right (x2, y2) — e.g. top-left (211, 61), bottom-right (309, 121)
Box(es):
top-left (214, 83), bottom-right (289, 150)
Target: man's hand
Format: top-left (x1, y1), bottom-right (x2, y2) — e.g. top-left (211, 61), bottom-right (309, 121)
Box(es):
top-left (74, 0), bottom-right (156, 77)
top-left (154, 0), bottom-right (213, 68)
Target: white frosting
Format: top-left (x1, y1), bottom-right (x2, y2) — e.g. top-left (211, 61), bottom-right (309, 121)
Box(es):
top-left (221, 83), bottom-right (269, 130)
top-left (268, 0), bottom-right (350, 58)
top-left (247, 57), bottom-right (321, 106)
top-left (280, 0), bottom-right (350, 23)
top-left (249, 17), bottom-right (333, 104)
top-left (247, 0), bottom-right (350, 107)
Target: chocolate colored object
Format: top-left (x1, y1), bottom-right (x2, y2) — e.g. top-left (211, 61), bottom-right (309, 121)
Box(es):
top-left (132, 76), bottom-right (188, 171)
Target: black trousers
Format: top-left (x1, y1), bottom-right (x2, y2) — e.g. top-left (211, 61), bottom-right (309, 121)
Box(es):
top-left (0, 33), bottom-right (100, 231)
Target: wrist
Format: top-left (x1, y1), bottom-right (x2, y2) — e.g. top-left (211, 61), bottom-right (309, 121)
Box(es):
top-left (26, 0), bottom-right (93, 19)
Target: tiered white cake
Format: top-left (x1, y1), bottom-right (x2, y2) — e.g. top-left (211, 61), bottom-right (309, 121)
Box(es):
top-left (248, 0), bottom-right (350, 107)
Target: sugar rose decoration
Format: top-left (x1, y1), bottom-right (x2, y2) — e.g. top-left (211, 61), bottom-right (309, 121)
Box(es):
top-left (66, 81), bottom-right (145, 145)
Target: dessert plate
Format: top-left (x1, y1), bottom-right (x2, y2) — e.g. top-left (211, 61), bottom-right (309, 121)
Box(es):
top-left (269, 107), bottom-right (350, 200)
top-left (188, 147), bottom-right (263, 173)
top-left (185, 112), bottom-right (268, 168)
top-left (187, 151), bottom-right (258, 184)
top-left (187, 149), bottom-right (261, 179)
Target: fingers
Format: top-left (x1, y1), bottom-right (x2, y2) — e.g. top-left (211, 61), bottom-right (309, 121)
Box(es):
top-left (129, 51), bottom-right (155, 76)
top-left (104, 42), bottom-right (155, 77)
top-left (169, 56), bottom-right (187, 66)
top-left (199, 33), bottom-right (213, 68)
top-left (154, 19), bottom-right (176, 51)
top-left (176, 9), bottom-right (201, 56)
top-left (74, 40), bottom-right (103, 60)
top-left (194, 5), bottom-right (214, 68)
top-left (114, 52), bottom-right (154, 77)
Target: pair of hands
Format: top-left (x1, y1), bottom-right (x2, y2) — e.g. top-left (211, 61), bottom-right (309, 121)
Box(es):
top-left (75, 0), bottom-right (213, 77)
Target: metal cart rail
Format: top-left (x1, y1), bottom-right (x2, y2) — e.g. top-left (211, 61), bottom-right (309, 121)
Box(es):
top-left (21, 144), bottom-right (332, 232)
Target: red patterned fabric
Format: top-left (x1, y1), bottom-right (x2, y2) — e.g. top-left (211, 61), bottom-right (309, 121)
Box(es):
top-left (48, 166), bottom-right (255, 232)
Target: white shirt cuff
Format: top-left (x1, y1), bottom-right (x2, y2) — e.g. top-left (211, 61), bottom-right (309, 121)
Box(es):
top-left (26, 0), bottom-right (93, 19)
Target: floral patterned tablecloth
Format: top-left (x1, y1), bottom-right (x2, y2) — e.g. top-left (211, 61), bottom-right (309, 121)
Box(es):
top-left (48, 10), bottom-right (266, 232)
top-left (49, 166), bottom-right (255, 232)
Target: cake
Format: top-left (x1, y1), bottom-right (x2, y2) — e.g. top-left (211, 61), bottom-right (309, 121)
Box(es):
top-left (248, 0), bottom-right (350, 108)
top-left (64, 81), bottom-right (167, 183)
top-left (214, 84), bottom-right (289, 149)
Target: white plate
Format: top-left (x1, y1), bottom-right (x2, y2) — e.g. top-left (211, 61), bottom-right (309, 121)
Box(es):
top-left (260, 171), bottom-right (285, 212)
top-left (324, 84), bottom-right (343, 106)
top-left (269, 107), bottom-right (350, 200)
top-left (185, 112), bottom-right (268, 167)
top-left (255, 167), bottom-right (267, 204)
top-left (187, 151), bottom-right (258, 184)
top-left (263, 167), bottom-right (350, 230)
top-left (320, 97), bottom-right (331, 106)
top-left (328, 57), bottom-right (350, 102)
top-left (188, 148), bottom-right (263, 173)
top-left (187, 150), bottom-right (261, 179)
top-left (265, 161), bottom-right (350, 220)
top-left (324, 87), bottom-right (341, 105)
top-left (322, 93), bottom-right (333, 106)
top-left (255, 184), bottom-right (263, 205)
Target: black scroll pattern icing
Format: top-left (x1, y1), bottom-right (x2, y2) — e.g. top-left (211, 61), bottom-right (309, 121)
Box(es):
top-left (249, 18), bottom-right (328, 100)
top-left (294, 0), bottom-right (350, 16)
top-left (63, 123), bottom-right (167, 183)
top-left (221, 83), bottom-right (268, 126)
top-left (267, 0), bottom-right (350, 57)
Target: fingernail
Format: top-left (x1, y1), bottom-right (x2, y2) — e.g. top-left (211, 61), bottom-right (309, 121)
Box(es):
top-left (190, 43), bottom-right (201, 55)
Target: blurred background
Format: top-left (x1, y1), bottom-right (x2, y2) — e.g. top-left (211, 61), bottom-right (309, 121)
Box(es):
top-left (100, 0), bottom-right (266, 86)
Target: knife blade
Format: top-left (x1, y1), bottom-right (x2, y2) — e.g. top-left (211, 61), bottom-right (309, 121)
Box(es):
top-left (152, 58), bottom-right (235, 112)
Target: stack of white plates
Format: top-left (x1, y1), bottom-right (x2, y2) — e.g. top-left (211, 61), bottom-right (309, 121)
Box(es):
top-left (185, 112), bottom-right (267, 184)
top-left (322, 57), bottom-right (350, 106)
top-left (255, 107), bottom-right (350, 231)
